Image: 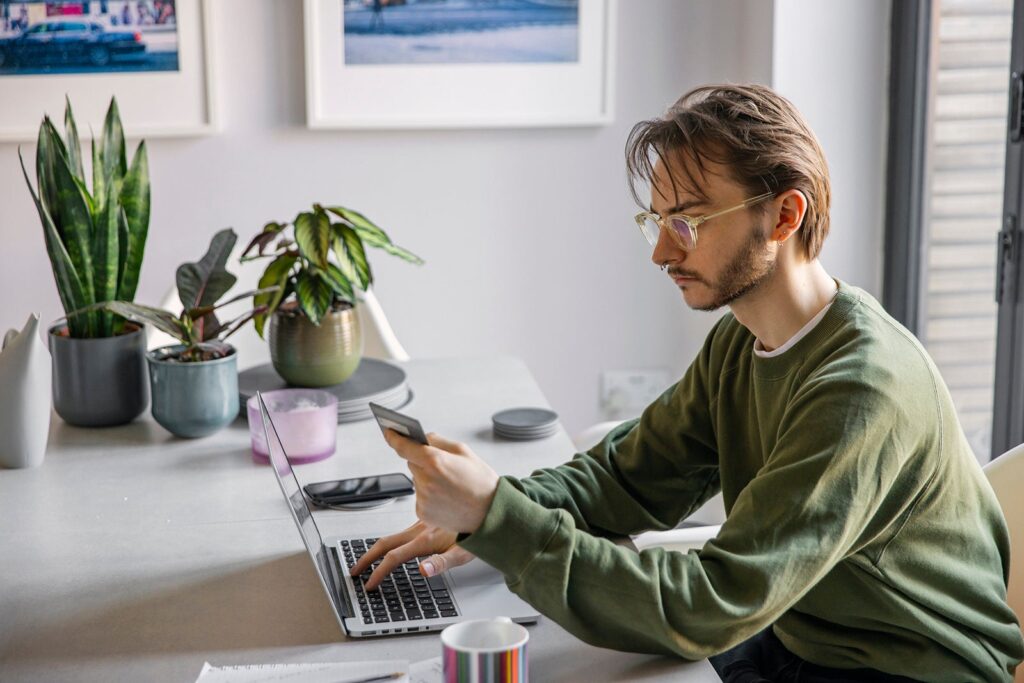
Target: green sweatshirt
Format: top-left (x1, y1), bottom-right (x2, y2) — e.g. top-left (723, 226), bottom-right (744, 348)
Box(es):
top-left (459, 281), bottom-right (1024, 681)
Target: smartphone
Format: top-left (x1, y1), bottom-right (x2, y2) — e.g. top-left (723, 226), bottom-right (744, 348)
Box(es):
top-left (303, 473), bottom-right (415, 505)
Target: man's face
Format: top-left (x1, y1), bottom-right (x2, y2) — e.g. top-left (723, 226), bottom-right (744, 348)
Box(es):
top-left (649, 155), bottom-right (777, 312)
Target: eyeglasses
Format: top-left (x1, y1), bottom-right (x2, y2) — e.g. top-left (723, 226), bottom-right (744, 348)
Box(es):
top-left (634, 192), bottom-right (776, 251)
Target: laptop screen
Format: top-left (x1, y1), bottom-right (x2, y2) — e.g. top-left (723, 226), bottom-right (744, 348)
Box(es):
top-left (259, 394), bottom-right (350, 619)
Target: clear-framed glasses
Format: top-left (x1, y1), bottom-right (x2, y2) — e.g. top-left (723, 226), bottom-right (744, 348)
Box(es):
top-left (634, 191), bottom-right (776, 251)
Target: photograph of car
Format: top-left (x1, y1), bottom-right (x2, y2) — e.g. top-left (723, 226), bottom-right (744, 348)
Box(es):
top-left (0, 1), bottom-right (179, 75)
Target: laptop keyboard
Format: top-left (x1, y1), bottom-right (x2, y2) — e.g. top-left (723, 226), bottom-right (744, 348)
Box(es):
top-left (341, 538), bottom-right (460, 624)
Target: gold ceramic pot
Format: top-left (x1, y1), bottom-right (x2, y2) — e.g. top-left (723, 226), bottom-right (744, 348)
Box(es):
top-left (268, 302), bottom-right (363, 387)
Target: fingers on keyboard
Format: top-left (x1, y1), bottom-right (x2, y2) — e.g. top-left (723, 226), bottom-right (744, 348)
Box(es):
top-left (344, 538), bottom-right (459, 624)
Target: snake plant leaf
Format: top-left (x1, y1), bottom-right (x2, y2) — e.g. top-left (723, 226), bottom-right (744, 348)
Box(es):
top-left (36, 119), bottom-right (63, 230)
top-left (100, 97), bottom-right (127, 185)
top-left (63, 97), bottom-right (86, 184)
top-left (334, 223), bottom-right (372, 290)
top-left (177, 228), bottom-right (238, 311)
top-left (295, 269), bottom-right (333, 326)
top-left (117, 206), bottom-right (131, 317)
top-left (253, 253), bottom-right (296, 338)
top-left (89, 99), bottom-right (126, 226)
top-left (294, 210), bottom-right (331, 269)
top-left (91, 134), bottom-right (106, 215)
top-left (45, 123), bottom-right (97, 309)
top-left (117, 140), bottom-right (149, 303)
top-left (35, 119), bottom-right (95, 332)
top-left (70, 174), bottom-right (95, 216)
top-left (19, 148), bottom-right (90, 337)
top-left (241, 221), bottom-right (285, 258)
top-left (89, 301), bottom-right (185, 341)
top-left (40, 116), bottom-right (71, 163)
top-left (93, 175), bottom-right (123, 336)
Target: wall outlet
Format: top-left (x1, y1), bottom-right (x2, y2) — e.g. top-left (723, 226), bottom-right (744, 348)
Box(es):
top-left (600, 369), bottom-right (672, 420)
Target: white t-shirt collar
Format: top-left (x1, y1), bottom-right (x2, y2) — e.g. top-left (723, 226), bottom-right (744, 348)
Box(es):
top-left (753, 285), bottom-right (840, 358)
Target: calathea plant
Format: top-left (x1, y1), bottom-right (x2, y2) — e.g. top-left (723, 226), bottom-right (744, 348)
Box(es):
top-left (20, 96), bottom-right (150, 338)
top-left (241, 203), bottom-right (423, 337)
top-left (78, 229), bottom-right (277, 362)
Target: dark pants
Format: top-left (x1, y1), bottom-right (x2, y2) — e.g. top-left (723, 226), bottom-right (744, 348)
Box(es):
top-left (709, 628), bottom-right (922, 683)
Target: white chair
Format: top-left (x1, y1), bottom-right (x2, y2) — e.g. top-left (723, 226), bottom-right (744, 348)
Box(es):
top-left (983, 442), bottom-right (1024, 682)
top-left (573, 419), bottom-right (726, 530)
top-left (147, 244), bottom-right (409, 368)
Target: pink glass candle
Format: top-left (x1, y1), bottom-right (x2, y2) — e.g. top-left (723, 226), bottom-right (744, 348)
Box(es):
top-left (247, 389), bottom-right (337, 464)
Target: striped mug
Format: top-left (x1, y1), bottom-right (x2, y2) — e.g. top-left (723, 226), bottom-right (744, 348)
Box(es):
top-left (441, 616), bottom-right (528, 683)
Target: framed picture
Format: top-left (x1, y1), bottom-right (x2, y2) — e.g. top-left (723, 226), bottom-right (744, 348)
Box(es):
top-left (304, 0), bottom-right (615, 129)
top-left (0, 0), bottom-right (216, 140)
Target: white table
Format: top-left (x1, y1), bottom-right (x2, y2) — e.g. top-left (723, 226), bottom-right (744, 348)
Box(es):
top-left (0, 356), bottom-right (717, 682)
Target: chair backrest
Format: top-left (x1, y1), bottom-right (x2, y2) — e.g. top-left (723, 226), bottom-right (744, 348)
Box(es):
top-left (147, 245), bottom-right (409, 368)
top-left (983, 441), bottom-right (1024, 681)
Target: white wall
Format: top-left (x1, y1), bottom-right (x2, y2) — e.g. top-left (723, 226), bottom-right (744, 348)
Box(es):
top-left (0, 0), bottom-right (889, 437)
top-left (772, 0), bottom-right (892, 296)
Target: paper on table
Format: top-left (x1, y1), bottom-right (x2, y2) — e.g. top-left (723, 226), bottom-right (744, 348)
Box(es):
top-left (194, 660), bottom-right (409, 683)
top-left (631, 524), bottom-right (722, 553)
top-left (409, 657), bottom-right (442, 683)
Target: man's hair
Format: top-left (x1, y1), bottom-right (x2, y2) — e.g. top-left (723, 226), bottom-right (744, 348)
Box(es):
top-left (625, 83), bottom-right (831, 260)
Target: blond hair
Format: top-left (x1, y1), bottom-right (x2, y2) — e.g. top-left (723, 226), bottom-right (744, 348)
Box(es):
top-left (626, 84), bottom-right (831, 260)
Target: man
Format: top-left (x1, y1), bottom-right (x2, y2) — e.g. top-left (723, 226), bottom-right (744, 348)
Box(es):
top-left (350, 84), bottom-right (1024, 681)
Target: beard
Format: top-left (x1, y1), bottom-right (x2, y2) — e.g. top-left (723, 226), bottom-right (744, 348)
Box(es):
top-left (681, 223), bottom-right (777, 312)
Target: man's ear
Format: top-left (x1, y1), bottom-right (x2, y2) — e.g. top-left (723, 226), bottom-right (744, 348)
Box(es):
top-left (771, 189), bottom-right (808, 242)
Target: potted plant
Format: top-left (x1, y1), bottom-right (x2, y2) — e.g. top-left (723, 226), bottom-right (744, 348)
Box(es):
top-left (241, 203), bottom-right (422, 387)
top-left (85, 229), bottom-right (276, 438)
top-left (19, 97), bottom-right (151, 427)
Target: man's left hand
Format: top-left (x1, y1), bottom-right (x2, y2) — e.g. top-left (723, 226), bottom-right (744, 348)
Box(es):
top-left (384, 430), bottom-right (500, 534)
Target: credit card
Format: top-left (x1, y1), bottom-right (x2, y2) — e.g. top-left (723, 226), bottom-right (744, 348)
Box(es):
top-left (369, 402), bottom-right (429, 445)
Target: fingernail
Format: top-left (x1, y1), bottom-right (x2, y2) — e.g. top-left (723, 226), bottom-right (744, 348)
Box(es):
top-left (421, 561), bottom-right (435, 576)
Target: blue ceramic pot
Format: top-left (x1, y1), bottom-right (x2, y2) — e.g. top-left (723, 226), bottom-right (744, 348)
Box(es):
top-left (147, 345), bottom-right (239, 438)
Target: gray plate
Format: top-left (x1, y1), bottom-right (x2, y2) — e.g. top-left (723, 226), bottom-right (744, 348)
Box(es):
top-left (495, 428), bottom-right (559, 438)
top-left (492, 407), bottom-right (560, 430)
top-left (239, 359), bottom-right (411, 423)
top-left (494, 422), bottom-right (560, 433)
top-left (494, 429), bottom-right (559, 441)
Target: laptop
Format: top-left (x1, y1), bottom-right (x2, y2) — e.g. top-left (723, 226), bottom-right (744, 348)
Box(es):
top-left (257, 392), bottom-right (540, 637)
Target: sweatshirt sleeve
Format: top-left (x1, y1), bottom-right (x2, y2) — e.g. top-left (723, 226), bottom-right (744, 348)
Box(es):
top-left (458, 371), bottom-right (919, 659)
top-left (514, 327), bottom-right (723, 537)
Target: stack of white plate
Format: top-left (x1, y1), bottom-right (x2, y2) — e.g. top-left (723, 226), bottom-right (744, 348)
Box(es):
top-left (492, 407), bottom-right (560, 440)
top-left (238, 358), bottom-right (412, 424)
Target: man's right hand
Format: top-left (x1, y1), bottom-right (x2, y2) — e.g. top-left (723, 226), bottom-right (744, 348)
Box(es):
top-left (349, 520), bottom-right (475, 591)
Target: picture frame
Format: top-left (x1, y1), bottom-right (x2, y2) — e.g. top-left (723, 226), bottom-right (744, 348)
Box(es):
top-left (303, 0), bottom-right (616, 130)
top-left (0, 0), bottom-right (217, 141)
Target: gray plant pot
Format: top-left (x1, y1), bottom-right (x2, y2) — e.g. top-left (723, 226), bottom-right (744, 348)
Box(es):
top-left (147, 345), bottom-right (239, 438)
top-left (49, 323), bottom-right (149, 427)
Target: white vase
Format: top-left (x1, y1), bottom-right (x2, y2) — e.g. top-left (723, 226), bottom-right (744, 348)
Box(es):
top-left (0, 314), bottom-right (52, 469)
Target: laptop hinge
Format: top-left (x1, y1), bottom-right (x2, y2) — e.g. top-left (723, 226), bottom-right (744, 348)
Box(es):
top-left (326, 545), bottom-right (355, 618)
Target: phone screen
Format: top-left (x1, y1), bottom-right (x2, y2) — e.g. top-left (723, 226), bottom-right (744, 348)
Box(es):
top-left (304, 473), bottom-right (414, 503)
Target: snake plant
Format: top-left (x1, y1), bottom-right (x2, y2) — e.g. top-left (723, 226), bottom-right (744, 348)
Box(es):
top-left (19, 97), bottom-right (150, 339)
top-left (241, 203), bottom-right (423, 337)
